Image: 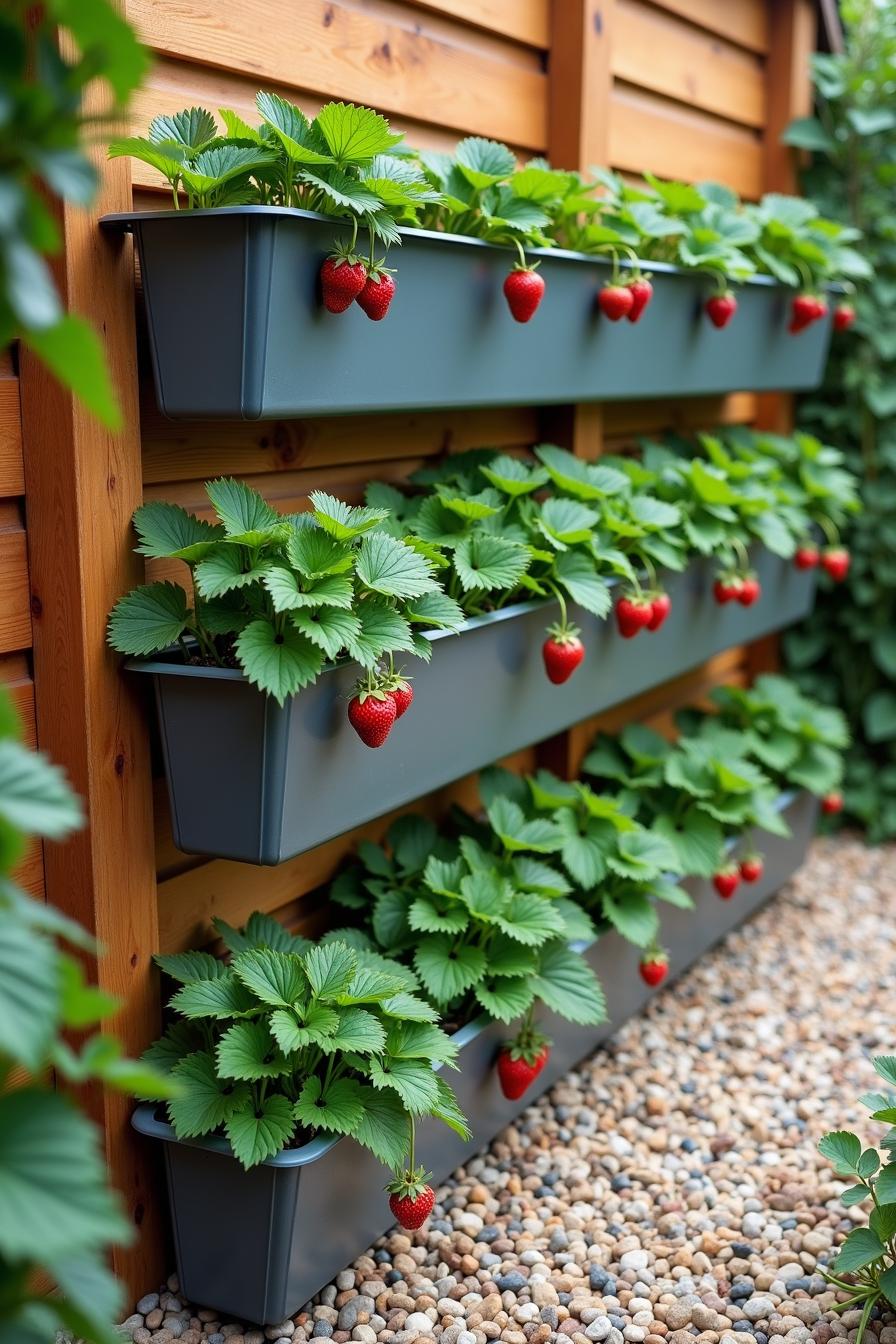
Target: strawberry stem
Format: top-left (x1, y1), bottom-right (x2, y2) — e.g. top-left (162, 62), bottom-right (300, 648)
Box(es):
top-left (817, 514), bottom-right (841, 546)
top-left (545, 580), bottom-right (569, 633)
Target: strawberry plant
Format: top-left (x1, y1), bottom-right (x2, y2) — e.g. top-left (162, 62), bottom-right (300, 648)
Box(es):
top-left (816, 1054), bottom-right (896, 1340)
top-left (106, 480), bottom-right (465, 720)
top-left (111, 95), bottom-right (443, 312)
top-left (332, 806), bottom-right (605, 1035)
top-left (145, 913), bottom-right (468, 1175)
top-left (583, 721), bottom-right (788, 881)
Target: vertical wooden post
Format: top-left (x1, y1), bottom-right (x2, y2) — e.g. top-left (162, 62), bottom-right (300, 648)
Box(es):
top-left (18, 112), bottom-right (165, 1294)
top-left (540, 0), bottom-right (615, 775)
top-left (748, 0), bottom-right (817, 680)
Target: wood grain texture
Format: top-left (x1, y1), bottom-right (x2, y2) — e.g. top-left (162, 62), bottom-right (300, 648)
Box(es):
top-left (18, 114), bottom-right (164, 1296)
top-left (407, 0), bottom-right (549, 47)
top-left (0, 519), bottom-right (32, 654)
top-left (609, 83), bottom-right (763, 197)
top-left (0, 380), bottom-right (25, 497)
top-left (613, 0), bottom-right (765, 128)
top-left (649, 0), bottom-right (769, 53)
top-left (141, 404), bottom-right (539, 484)
top-left (549, 0), bottom-right (614, 172)
top-left (764, 0), bottom-right (816, 194)
top-left (126, 0), bottom-right (547, 148)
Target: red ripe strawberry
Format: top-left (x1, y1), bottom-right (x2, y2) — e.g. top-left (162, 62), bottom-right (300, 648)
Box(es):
top-left (387, 1165), bottom-right (435, 1231)
top-left (794, 544), bottom-right (820, 570)
top-left (348, 688), bottom-right (397, 748)
top-left (542, 627), bottom-right (585, 685)
top-left (389, 680), bottom-right (414, 719)
top-left (713, 577), bottom-right (742, 605)
top-left (713, 866), bottom-right (740, 900)
top-left (834, 303), bottom-right (855, 331)
top-left (357, 268), bottom-right (396, 321)
top-left (647, 592), bottom-right (672, 632)
top-left (504, 266), bottom-right (545, 323)
top-left (705, 292), bottom-right (737, 329)
top-left (821, 791), bottom-right (843, 815)
top-left (822, 546), bottom-right (850, 582)
top-left (599, 284), bottom-right (634, 321)
top-left (615, 595), bottom-right (653, 638)
top-left (639, 954), bottom-right (669, 988)
top-left (738, 576), bottom-right (761, 607)
top-left (739, 856), bottom-right (764, 883)
top-left (789, 292), bottom-right (825, 334)
top-left (320, 253), bottom-right (367, 313)
top-left (497, 1043), bottom-right (550, 1100)
top-left (627, 277), bottom-right (653, 323)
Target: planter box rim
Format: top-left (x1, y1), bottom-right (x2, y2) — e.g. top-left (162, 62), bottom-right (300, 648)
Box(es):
top-left (100, 204), bottom-right (827, 292)
top-left (123, 592), bottom-right (571, 682)
top-left (132, 791), bottom-right (797, 1164)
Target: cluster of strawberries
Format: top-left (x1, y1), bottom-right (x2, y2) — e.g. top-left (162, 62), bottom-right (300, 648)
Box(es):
top-left (794, 542), bottom-right (851, 581)
top-left (706, 290), bottom-right (855, 334)
top-left (347, 674), bottom-right (413, 748)
top-left (320, 250), bottom-right (396, 320)
top-left (614, 590), bottom-right (673, 639)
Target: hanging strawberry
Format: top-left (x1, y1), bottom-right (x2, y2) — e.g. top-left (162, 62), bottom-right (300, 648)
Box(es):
top-left (496, 1009), bottom-right (551, 1100)
top-left (503, 241), bottom-right (545, 323)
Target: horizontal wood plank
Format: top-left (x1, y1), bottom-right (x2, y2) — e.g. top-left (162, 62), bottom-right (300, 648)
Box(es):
top-left (0, 508), bottom-right (32, 655)
top-left (648, 0), bottom-right (769, 53)
top-left (141, 404), bottom-right (539, 485)
top-left (0, 381), bottom-right (25, 498)
top-left (609, 83), bottom-right (763, 198)
top-left (613, 0), bottom-right (765, 129)
top-left (408, 0), bottom-right (549, 48)
top-left (126, 0), bottom-right (547, 149)
top-left (156, 747), bottom-right (536, 951)
top-left (603, 392), bottom-right (758, 439)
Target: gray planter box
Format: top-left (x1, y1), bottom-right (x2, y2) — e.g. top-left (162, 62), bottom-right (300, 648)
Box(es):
top-left (101, 206), bottom-right (834, 419)
top-left (130, 550), bottom-right (816, 865)
top-left (133, 788), bottom-right (815, 1324)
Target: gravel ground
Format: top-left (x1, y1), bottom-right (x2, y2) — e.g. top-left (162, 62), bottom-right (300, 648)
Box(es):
top-left (119, 835), bottom-right (895, 1344)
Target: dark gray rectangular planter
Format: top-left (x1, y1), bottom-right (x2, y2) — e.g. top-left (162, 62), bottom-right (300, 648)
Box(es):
top-left (101, 206), bottom-right (834, 419)
top-left (133, 788), bottom-right (815, 1324)
top-left (130, 549), bottom-right (816, 865)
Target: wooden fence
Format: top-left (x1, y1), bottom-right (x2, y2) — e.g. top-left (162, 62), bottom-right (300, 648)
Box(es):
top-left (9, 0), bottom-right (815, 1298)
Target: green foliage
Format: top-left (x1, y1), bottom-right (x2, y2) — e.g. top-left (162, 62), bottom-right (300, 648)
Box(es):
top-left (120, 96), bottom-right (860, 289)
top-left (332, 795), bottom-right (607, 1031)
top-left (107, 483), bottom-right (465, 704)
top-left (150, 918), bottom-right (467, 1172)
top-left (817, 1055), bottom-right (896, 1338)
top-left (2, 0), bottom-right (148, 426)
top-left (781, 0), bottom-right (896, 839)
top-left (0, 696), bottom-right (173, 1344)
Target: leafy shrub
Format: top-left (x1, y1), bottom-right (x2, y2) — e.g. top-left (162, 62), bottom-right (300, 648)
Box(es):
top-left (817, 1054), bottom-right (896, 1338)
top-left (0, 695), bottom-right (172, 1344)
top-left (781, 0), bottom-right (896, 839)
top-left (331, 805), bottom-right (607, 1029)
top-left (147, 912), bottom-right (467, 1171)
top-left (116, 94), bottom-right (862, 290)
top-left (107, 480), bottom-right (465, 704)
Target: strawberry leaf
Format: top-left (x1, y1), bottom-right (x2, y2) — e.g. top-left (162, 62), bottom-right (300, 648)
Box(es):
top-left (303, 942), bottom-right (357, 1002)
top-left (235, 619), bottom-right (323, 704)
top-left (535, 444), bottom-right (629, 500)
top-left (291, 606), bottom-right (361, 659)
top-left (298, 166), bottom-right (382, 214)
top-left (194, 548), bottom-right (268, 599)
top-left (368, 1055), bottom-right (441, 1113)
top-left (309, 491), bottom-right (388, 541)
top-left (154, 951), bottom-right (226, 984)
top-left (653, 810), bottom-right (723, 877)
top-left (475, 975), bottom-right (534, 1022)
top-left (319, 1006), bottom-right (387, 1055)
top-left (554, 550), bottom-right (612, 617)
top-left (356, 532), bottom-right (438, 599)
top-left (414, 937), bottom-right (486, 1004)
top-left (132, 501), bottom-right (224, 561)
top-left (403, 590), bottom-right (466, 631)
top-left (231, 948), bottom-right (306, 1007)
top-left (385, 1021), bottom-right (458, 1065)
top-left (216, 1021), bottom-right (291, 1080)
top-left (452, 535), bottom-right (530, 593)
top-left (352, 1087), bottom-right (411, 1167)
top-left (269, 1003), bottom-right (339, 1052)
top-left (170, 971), bottom-right (257, 1020)
top-left (531, 942), bottom-right (607, 1026)
top-left (206, 477), bottom-right (280, 539)
top-left (486, 796), bottom-right (563, 854)
top-left (603, 889), bottom-right (658, 947)
top-left (168, 1051), bottom-right (250, 1137)
top-left (285, 525), bottom-right (355, 578)
top-left (225, 1094), bottom-right (296, 1170)
top-left (480, 455), bottom-right (549, 497)
top-left (346, 599), bottom-right (416, 668)
top-left (107, 582), bottom-right (189, 656)
top-left (264, 570), bottom-right (354, 613)
top-left (495, 892), bottom-right (566, 946)
top-left (409, 894), bottom-right (468, 935)
top-left (293, 1075), bottom-right (365, 1136)
top-left (256, 91), bottom-right (332, 164)
top-left (455, 136), bottom-right (515, 189)
top-left (315, 101), bottom-right (403, 164)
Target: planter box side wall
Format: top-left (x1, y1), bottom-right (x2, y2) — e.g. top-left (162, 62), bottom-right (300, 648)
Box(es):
top-left (146, 793), bottom-right (816, 1322)
top-left (113, 209), bottom-right (833, 419)
top-left (146, 553), bottom-right (816, 864)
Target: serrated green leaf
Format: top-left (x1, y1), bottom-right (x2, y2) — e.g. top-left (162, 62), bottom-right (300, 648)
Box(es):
top-left (194, 547), bottom-right (268, 599)
top-left (840, 1183), bottom-right (871, 1207)
top-left (226, 1093), bottom-right (296, 1169)
top-left (318, 1005), bottom-right (386, 1055)
top-left (876, 1163), bottom-right (896, 1204)
top-left (381, 991), bottom-right (439, 1023)
top-left (0, 920), bottom-right (58, 1070)
top-left (216, 1020), bottom-right (290, 1081)
top-left (304, 941), bottom-right (357, 1001)
top-left (403, 589), bottom-right (466, 632)
top-left (285, 525), bottom-right (355, 578)
top-left (309, 491), bottom-right (388, 541)
top-left (154, 950), bottom-right (226, 984)
top-left (555, 810), bottom-right (610, 888)
top-left (532, 942), bottom-right (607, 1026)
top-left (352, 1087), bottom-right (411, 1167)
top-left (291, 605), bottom-right (361, 659)
top-left (264, 568), bottom-right (354, 613)
top-left (368, 1055), bottom-right (441, 1113)
top-left (256, 90), bottom-right (332, 163)
top-left (487, 795), bottom-right (563, 854)
top-left (475, 975), bottom-right (534, 1022)
top-left (455, 136), bottom-right (515, 189)
top-left (346, 598), bottom-right (415, 668)
top-left (206, 477), bottom-right (280, 539)
top-left (235, 619), bottom-right (323, 703)
top-left (480, 455), bottom-right (549, 497)
top-left (269, 1002), bottom-right (339, 1052)
top-left (149, 105), bottom-right (218, 150)
top-left (603, 889), bottom-right (659, 947)
top-left (168, 1051), bottom-right (250, 1137)
top-left (512, 854), bottom-right (572, 896)
top-left (132, 501), bottom-right (224, 561)
top-left (385, 1019), bottom-right (458, 1065)
top-left (356, 531), bottom-right (438, 598)
top-left (834, 1225), bottom-right (885, 1273)
top-left (316, 101), bottom-right (403, 164)
top-left (554, 550), bottom-right (612, 618)
top-left (496, 892), bottom-right (566, 946)
top-left (409, 893), bottom-right (468, 935)
top-left (232, 947), bottom-right (306, 1007)
top-left (535, 444), bottom-right (629, 500)
top-left (453, 534), bottom-right (530, 593)
top-left (170, 971), bottom-right (257, 1020)
top-left (819, 1129), bottom-right (862, 1173)
top-left (876, 1058), bottom-right (896, 1088)
top-left (107, 581), bottom-right (189, 656)
top-left (414, 937), bottom-right (486, 1004)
